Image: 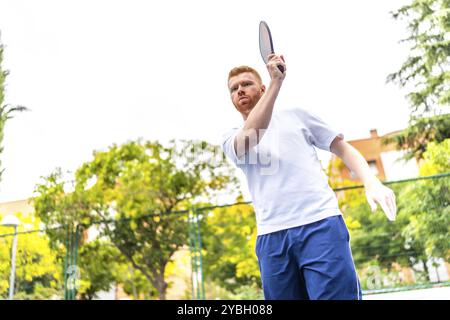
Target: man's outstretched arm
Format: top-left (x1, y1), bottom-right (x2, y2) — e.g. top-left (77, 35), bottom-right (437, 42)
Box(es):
top-left (330, 136), bottom-right (397, 221)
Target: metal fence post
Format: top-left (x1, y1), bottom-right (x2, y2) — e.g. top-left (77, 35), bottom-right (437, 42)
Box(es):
top-left (195, 209), bottom-right (205, 300)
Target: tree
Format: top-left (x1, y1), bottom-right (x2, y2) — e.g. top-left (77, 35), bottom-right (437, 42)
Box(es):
top-left (386, 0), bottom-right (450, 159)
top-left (200, 199), bottom-right (261, 296)
top-left (384, 113), bottom-right (450, 160)
top-left (0, 212), bottom-right (61, 299)
top-left (34, 139), bottom-right (239, 299)
top-left (115, 264), bottom-right (158, 300)
top-left (342, 192), bottom-right (427, 273)
top-left (400, 139), bottom-right (450, 262)
top-left (33, 168), bottom-right (125, 300)
top-left (76, 240), bottom-right (124, 300)
top-left (0, 33), bottom-right (28, 183)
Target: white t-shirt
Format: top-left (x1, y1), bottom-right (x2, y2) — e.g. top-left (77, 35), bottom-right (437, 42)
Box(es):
top-left (221, 107), bottom-right (344, 235)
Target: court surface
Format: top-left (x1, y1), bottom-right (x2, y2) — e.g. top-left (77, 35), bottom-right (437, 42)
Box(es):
top-left (364, 286), bottom-right (449, 300)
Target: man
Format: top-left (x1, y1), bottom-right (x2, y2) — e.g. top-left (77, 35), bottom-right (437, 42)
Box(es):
top-left (221, 54), bottom-right (397, 300)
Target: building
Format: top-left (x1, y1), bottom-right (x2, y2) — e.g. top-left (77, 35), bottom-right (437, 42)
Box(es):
top-left (0, 198), bottom-right (34, 217)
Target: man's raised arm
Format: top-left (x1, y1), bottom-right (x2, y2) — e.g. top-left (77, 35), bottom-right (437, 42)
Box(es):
top-left (234, 54), bottom-right (286, 158)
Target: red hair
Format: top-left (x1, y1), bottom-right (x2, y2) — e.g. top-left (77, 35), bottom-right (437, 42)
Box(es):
top-left (228, 66), bottom-right (262, 85)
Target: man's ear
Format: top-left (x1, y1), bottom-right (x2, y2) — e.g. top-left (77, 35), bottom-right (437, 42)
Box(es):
top-left (261, 84), bottom-right (266, 93)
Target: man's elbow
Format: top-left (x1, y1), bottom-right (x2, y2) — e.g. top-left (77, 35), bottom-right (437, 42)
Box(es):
top-left (234, 129), bottom-right (261, 158)
top-left (330, 136), bottom-right (345, 157)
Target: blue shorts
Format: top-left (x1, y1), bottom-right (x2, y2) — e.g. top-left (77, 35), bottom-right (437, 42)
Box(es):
top-left (256, 215), bottom-right (362, 300)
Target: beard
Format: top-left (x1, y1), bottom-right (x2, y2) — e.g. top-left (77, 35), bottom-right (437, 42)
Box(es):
top-left (235, 93), bottom-right (261, 115)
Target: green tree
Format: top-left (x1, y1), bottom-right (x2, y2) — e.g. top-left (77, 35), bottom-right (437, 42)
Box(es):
top-left (0, 34), bottom-right (28, 183)
top-left (386, 0), bottom-right (450, 159)
top-left (419, 138), bottom-right (450, 174)
top-left (201, 199), bottom-right (261, 296)
top-left (343, 192), bottom-right (427, 274)
top-left (77, 240), bottom-right (124, 300)
top-left (400, 139), bottom-right (450, 263)
top-left (34, 139), bottom-right (239, 299)
top-left (0, 212), bottom-right (61, 299)
top-left (115, 265), bottom-right (157, 299)
top-left (33, 168), bottom-right (125, 300)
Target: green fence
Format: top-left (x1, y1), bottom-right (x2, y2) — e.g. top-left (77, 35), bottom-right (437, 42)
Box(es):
top-left (0, 173), bottom-right (448, 299)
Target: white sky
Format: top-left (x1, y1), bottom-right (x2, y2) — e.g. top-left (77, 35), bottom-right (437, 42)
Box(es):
top-left (0, 0), bottom-right (412, 203)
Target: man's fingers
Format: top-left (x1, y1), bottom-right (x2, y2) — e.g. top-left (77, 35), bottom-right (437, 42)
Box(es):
top-left (389, 193), bottom-right (397, 220)
top-left (267, 53), bottom-right (278, 61)
top-left (378, 197), bottom-right (395, 221)
top-left (384, 190), bottom-right (397, 221)
top-left (367, 196), bottom-right (377, 212)
top-left (392, 192), bottom-right (397, 216)
top-left (386, 196), bottom-right (395, 221)
top-left (266, 54), bottom-right (286, 79)
top-left (267, 54), bottom-right (284, 63)
top-left (366, 185), bottom-right (397, 221)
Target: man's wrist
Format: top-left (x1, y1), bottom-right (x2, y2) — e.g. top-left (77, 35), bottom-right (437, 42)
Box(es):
top-left (269, 78), bottom-right (283, 89)
top-left (363, 176), bottom-right (381, 188)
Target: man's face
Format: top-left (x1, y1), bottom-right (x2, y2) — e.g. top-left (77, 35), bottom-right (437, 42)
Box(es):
top-left (228, 72), bottom-right (265, 119)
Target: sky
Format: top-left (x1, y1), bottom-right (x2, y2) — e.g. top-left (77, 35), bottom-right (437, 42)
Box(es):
top-left (0, 0), bottom-right (412, 203)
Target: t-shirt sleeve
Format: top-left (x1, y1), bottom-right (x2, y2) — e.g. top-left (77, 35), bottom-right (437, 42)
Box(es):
top-left (221, 127), bottom-right (240, 164)
top-left (302, 110), bottom-right (344, 152)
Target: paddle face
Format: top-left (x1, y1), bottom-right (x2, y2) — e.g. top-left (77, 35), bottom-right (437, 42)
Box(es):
top-left (259, 21), bottom-right (284, 73)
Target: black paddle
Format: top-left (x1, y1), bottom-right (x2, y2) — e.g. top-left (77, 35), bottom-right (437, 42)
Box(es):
top-left (259, 21), bottom-right (285, 73)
